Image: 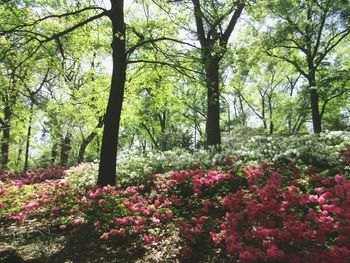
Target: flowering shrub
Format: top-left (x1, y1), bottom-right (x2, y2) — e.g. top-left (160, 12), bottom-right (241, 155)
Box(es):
top-left (64, 131), bottom-right (350, 189)
top-left (148, 149), bottom-right (350, 262)
top-left (1, 145), bottom-right (349, 262)
top-left (0, 167), bottom-right (67, 185)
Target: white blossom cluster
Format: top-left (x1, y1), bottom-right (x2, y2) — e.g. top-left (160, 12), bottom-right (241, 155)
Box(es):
top-left (64, 131), bottom-right (350, 189)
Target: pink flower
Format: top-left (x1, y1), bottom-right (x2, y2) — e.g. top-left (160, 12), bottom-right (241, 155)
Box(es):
top-left (315, 187), bottom-right (324, 195)
top-left (267, 245), bottom-right (285, 260)
top-left (130, 206), bottom-right (139, 213)
top-left (59, 224), bottom-right (67, 230)
top-left (118, 228), bottom-right (126, 235)
top-left (165, 212), bottom-right (173, 219)
top-left (321, 178), bottom-right (330, 185)
top-left (142, 208), bottom-right (151, 216)
top-left (334, 175), bottom-right (344, 184)
top-left (114, 218), bottom-right (125, 225)
top-left (239, 251), bottom-right (256, 262)
top-left (318, 196), bottom-right (326, 204)
top-left (101, 233), bottom-right (109, 240)
top-left (94, 221), bottom-right (101, 228)
top-left (134, 225), bottom-right (144, 233)
top-left (308, 195), bottom-right (318, 203)
top-left (181, 247), bottom-right (192, 258)
top-left (71, 218), bottom-right (82, 226)
top-left (134, 218), bottom-right (145, 226)
top-left (322, 204), bottom-right (334, 211)
top-left (110, 229), bottom-right (118, 236)
top-left (210, 232), bottom-right (221, 244)
top-left (202, 199), bottom-right (211, 207)
top-left (143, 235), bottom-right (153, 244)
top-left (152, 218), bottom-right (161, 225)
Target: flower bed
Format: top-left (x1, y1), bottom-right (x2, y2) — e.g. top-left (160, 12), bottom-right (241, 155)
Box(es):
top-left (0, 146), bottom-right (349, 262)
top-left (64, 131), bottom-right (350, 189)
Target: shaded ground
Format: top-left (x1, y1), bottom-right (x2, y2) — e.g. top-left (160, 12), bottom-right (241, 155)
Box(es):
top-left (0, 220), bottom-right (233, 262)
top-left (0, 220), bottom-right (183, 263)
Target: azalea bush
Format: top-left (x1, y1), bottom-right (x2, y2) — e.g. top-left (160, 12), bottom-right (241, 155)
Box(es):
top-left (1, 146), bottom-right (350, 262)
top-left (64, 131), bottom-right (350, 189)
top-left (0, 167), bottom-right (67, 185)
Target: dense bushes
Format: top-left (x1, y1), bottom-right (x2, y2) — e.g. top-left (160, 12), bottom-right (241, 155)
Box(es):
top-left (0, 167), bottom-right (67, 185)
top-left (0, 143), bottom-right (349, 262)
top-left (64, 131), bottom-right (350, 189)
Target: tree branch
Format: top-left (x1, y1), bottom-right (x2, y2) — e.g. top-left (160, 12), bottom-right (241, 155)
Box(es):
top-left (220, 1), bottom-right (245, 45)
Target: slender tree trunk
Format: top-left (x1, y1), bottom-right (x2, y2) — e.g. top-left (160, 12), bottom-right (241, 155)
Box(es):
top-left (78, 116), bottom-right (104, 163)
top-left (205, 57), bottom-right (221, 146)
top-left (97, 0), bottom-right (126, 186)
top-left (308, 65), bottom-right (322, 133)
top-left (268, 96), bottom-right (273, 134)
top-left (158, 111), bottom-right (167, 150)
top-left (78, 133), bottom-right (96, 163)
top-left (60, 132), bottom-right (72, 166)
top-left (23, 103), bottom-right (34, 171)
top-left (51, 142), bottom-right (58, 166)
top-left (310, 88), bottom-right (321, 133)
top-left (261, 97), bottom-right (267, 130)
top-left (1, 104), bottom-right (11, 169)
top-left (238, 95), bottom-right (246, 126)
top-left (227, 101), bottom-right (231, 134)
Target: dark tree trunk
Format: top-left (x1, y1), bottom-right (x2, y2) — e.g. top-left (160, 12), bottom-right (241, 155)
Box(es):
top-left (159, 112), bottom-right (166, 134)
top-left (158, 111), bottom-right (167, 150)
top-left (310, 88), bottom-right (321, 133)
top-left (268, 96), bottom-right (273, 134)
top-left (78, 132), bottom-right (96, 163)
top-left (238, 95), bottom-right (246, 126)
top-left (1, 104), bottom-right (11, 169)
top-left (205, 58), bottom-right (221, 146)
top-left (23, 103), bottom-right (34, 171)
top-left (307, 59), bottom-right (322, 133)
top-left (191, 0), bottom-right (244, 147)
top-left (60, 132), bottom-right (72, 166)
top-left (261, 97), bottom-right (267, 130)
top-left (51, 142), bottom-right (58, 166)
top-left (15, 140), bottom-right (23, 167)
top-left (78, 116), bottom-right (104, 163)
top-left (97, 0), bottom-right (126, 186)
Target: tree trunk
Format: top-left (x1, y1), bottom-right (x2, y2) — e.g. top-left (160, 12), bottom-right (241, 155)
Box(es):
top-left (23, 103), bottom-right (34, 171)
top-left (268, 96), bottom-right (273, 134)
top-left (158, 111), bottom-right (167, 150)
top-left (78, 133), bottom-right (96, 163)
top-left (1, 103), bottom-right (11, 169)
top-left (310, 88), bottom-right (321, 133)
top-left (78, 116), bottom-right (104, 163)
top-left (262, 99), bottom-right (267, 130)
top-left (205, 58), bottom-right (221, 146)
top-left (97, 0), bottom-right (126, 186)
top-left (307, 62), bottom-right (322, 133)
top-left (60, 132), bottom-right (72, 166)
top-left (51, 142), bottom-right (58, 166)
top-left (238, 95), bottom-right (246, 126)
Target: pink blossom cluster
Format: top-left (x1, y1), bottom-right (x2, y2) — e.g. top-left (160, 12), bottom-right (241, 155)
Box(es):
top-left (162, 159), bottom-right (350, 262)
top-left (0, 147), bottom-right (349, 262)
top-left (0, 167), bottom-right (67, 185)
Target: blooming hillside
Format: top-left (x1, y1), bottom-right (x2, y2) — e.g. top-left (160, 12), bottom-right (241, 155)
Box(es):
top-left (0, 137), bottom-right (349, 262)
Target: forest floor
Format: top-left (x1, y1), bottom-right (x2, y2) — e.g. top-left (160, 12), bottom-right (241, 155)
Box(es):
top-left (1, 219), bottom-right (232, 263)
top-left (0, 220), bottom-right (186, 263)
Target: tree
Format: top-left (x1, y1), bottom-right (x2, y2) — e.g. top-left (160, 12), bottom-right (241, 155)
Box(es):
top-left (1, 0), bottom-right (190, 184)
top-left (259, 0), bottom-right (350, 133)
top-left (190, 0), bottom-right (245, 146)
